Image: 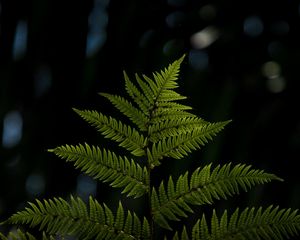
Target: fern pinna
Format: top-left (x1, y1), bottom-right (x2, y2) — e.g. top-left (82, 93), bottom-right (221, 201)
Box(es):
top-left (2, 55), bottom-right (300, 239)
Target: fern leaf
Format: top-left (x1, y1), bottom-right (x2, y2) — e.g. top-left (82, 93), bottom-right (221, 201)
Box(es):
top-left (156, 101), bottom-right (192, 111)
top-left (49, 143), bottom-right (149, 198)
top-left (124, 56), bottom-right (188, 132)
top-left (170, 226), bottom-right (189, 240)
top-left (148, 117), bottom-right (208, 142)
top-left (149, 121), bottom-right (230, 166)
top-left (0, 229), bottom-right (37, 240)
top-left (152, 163), bottom-right (282, 230)
top-left (149, 55), bottom-right (184, 97)
top-left (150, 110), bottom-right (196, 124)
top-left (0, 230), bottom-right (55, 240)
top-left (136, 73), bottom-right (155, 105)
top-left (124, 71), bottom-right (150, 115)
top-left (137, 55), bottom-right (186, 113)
top-left (150, 102), bottom-right (197, 129)
top-left (5, 196), bottom-right (150, 240)
top-left (73, 108), bottom-right (146, 156)
top-left (134, 56), bottom-right (187, 120)
top-left (99, 92), bottom-right (149, 131)
top-left (156, 89), bottom-right (187, 102)
top-left (185, 206), bottom-right (300, 240)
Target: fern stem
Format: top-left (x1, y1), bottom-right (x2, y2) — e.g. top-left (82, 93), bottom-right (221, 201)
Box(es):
top-left (146, 138), bottom-right (154, 240)
top-left (148, 166), bottom-right (154, 240)
top-left (146, 105), bottom-right (157, 240)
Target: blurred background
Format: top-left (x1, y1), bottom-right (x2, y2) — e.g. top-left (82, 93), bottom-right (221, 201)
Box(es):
top-left (0, 0), bottom-right (299, 236)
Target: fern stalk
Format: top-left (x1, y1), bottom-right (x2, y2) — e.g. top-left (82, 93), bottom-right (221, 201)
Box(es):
top-left (142, 55), bottom-right (186, 238)
top-left (146, 99), bottom-right (158, 240)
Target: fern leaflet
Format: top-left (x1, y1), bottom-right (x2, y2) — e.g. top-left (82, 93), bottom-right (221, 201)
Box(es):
top-left (147, 55), bottom-right (184, 100)
top-left (100, 92), bottom-right (149, 131)
top-left (151, 163), bottom-right (282, 230)
top-left (148, 117), bottom-right (208, 142)
top-left (5, 196), bottom-right (150, 240)
top-left (148, 121), bottom-right (231, 166)
top-left (0, 229), bottom-right (43, 240)
top-left (73, 108), bottom-right (146, 156)
top-left (48, 143), bottom-right (149, 198)
top-left (135, 73), bottom-right (156, 106)
top-left (150, 110), bottom-right (196, 124)
top-left (173, 206), bottom-right (300, 240)
top-left (124, 71), bottom-right (150, 116)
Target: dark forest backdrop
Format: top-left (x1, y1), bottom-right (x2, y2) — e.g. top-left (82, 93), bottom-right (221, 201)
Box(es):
top-left (0, 0), bottom-right (299, 234)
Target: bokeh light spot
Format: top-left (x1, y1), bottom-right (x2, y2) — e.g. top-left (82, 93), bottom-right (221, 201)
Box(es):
top-left (262, 61), bottom-right (281, 79)
top-left (86, 0), bottom-right (110, 57)
top-left (12, 20), bottom-right (28, 60)
top-left (188, 50), bottom-right (209, 71)
top-left (76, 175), bottom-right (97, 199)
top-left (26, 174), bottom-right (46, 196)
top-left (191, 26), bottom-right (219, 49)
top-left (266, 77), bottom-right (286, 93)
top-left (262, 61), bottom-right (285, 93)
top-left (243, 16), bottom-right (264, 37)
top-left (2, 111), bottom-right (23, 148)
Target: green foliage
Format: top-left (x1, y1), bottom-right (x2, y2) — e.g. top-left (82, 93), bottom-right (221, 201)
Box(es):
top-left (151, 163), bottom-right (282, 230)
top-left (2, 55), bottom-right (300, 239)
top-left (0, 229), bottom-right (53, 240)
top-left (173, 206), bottom-right (300, 240)
top-left (5, 196), bottom-right (149, 240)
top-left (49, 143), bottom-right (149, 198)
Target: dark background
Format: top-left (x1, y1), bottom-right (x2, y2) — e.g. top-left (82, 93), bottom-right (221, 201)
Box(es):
top-left (0, 0), bottom-right (299, 236)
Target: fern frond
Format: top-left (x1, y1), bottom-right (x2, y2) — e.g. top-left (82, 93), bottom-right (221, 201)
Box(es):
top-left (148, 121), bottom-right (230, 166)
top-left (73, 108), bottom-right (146, 156)
top-left (0, 229), bottom-right (36, 240)
top-left (170, 226), bottom-right (189, 240)
top-left (133, 55), bottom-right (186, 117)
top-left (99, 92), bottom-right (149, 131)
top-left (143, 72), bottom-right (187, 103)
top-left (124, 71), bottom-right (150, 115)
top-left (124, 56), bottom-right (188, 131)
top-left (136, 73), bottom-right (155, 106)
top-left (0, 230), bottom-right (54, 240)
top-left (49, 143), bottom-right (149, 198)
top-left (140, 55), bottom-right (186, 105)
top-left (151, 55), bottom-right (184, 93)
top-left (182, 206), bottom-right (300, 240)
top-left (151, 163), bottom-right (282, 230)
top-left (148, 117), bottom-right (208, 142)
top-left (5, 196), bottom-right (150, 240)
